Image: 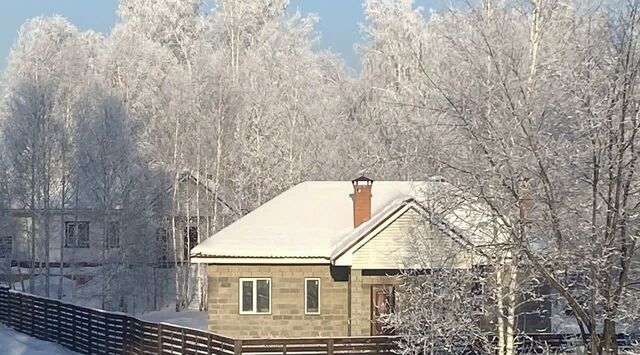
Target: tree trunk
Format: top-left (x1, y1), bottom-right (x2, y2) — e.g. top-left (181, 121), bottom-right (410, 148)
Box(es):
top-left (43, 157), bottom-right (51, 298)
top-left (29, 212), bottom-right (36, 294)
top-left (496, 267), bottom-right (505, 355)
top-left (505, 265), bottom-right (517, 355)
top-left (58, 172), bottom-right (66, 300)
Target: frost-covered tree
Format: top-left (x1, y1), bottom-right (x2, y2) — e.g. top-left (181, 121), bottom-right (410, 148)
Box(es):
top-left (382, 206), bottom-right (495, 354)
top-left (331, 0), bottom-right (438, 180)
top-left (75, 84), bottom-right (158, 311)
top-left (1, 16), bottom-right (101, 298)
top-left (367, 0), bottom-right (640, 353)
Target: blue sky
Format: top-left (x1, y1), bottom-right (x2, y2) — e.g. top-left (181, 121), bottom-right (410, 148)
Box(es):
top-left (0, 0), bottom-right (442, 73)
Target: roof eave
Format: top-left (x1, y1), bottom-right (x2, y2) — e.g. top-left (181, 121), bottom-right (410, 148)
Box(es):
top-left (190, 256), bottom-right (331, 265)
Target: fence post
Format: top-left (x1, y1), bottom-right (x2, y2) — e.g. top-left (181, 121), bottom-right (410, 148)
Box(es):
top-left (157, 323), bottom-right (163, 354)
top-left (71, 306), bottom-right (76, 352)
top-left (18, 293), bottom-right (23, 333)
top-left (87, 310), bottom-right (93, 351)
top-left (127, 318), bottom-right (133, 354)
top-left (124, 317), bottom-right (130, 355)
top-left (55, 302), bottom-right (60, 345)
top-left (181, 327), bottom-right (186, 353)
top-left (234, 339), bottom-right (243, 355)
top-left (0, 287), bottom-right (5, 324)
top-left (327, 339), bottom-right (334, 355)
top-left (43, 297), bottom-right (48, 340)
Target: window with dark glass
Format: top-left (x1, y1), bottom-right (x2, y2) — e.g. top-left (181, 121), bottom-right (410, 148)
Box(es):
top-left (305, 278), bottom-right (320, 314)
top-left (156, 227), bottom-right (168, 263)
top-left (65, 222), bottom-right (90, 248)
top-left (241, 280), bottom-right (253, 312)
top-left (0, 236), bottom-right (12, 258)
top-left (239, 278), bottom-right (271, 314)
top-left (106, 221), bottom-right (120, 248)
top-left (183, 226), bottom-right (198, 260)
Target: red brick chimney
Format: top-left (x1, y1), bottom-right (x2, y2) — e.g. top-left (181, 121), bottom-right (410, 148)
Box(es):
top-left (352, 176), bottom-right (373, 228)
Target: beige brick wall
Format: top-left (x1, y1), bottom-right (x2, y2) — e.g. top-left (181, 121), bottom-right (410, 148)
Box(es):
top-left (207, 264), bottom-right (349, 338)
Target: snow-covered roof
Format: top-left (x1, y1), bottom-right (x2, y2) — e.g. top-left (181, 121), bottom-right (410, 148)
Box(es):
top-left (191, 180), bottom-right (497, 263)
top-left (169, 170), bottom-right (236, 214)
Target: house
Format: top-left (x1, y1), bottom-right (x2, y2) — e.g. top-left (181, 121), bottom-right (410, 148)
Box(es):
top-left (1, 171), bottom-right (234, 269)
top-left (191, 176), bottom-right (510, 338)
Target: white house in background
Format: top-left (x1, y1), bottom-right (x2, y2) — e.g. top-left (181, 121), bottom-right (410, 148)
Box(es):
top-left (191, 176), bottom-right (531, 338)
top-left (0, 171), bottom-right (235, 269)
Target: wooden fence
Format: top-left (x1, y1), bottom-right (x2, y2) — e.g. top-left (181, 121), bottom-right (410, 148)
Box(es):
top-left (2, 286), bottom-right (636, 354)
top-left (0, 286), bottom-right (396, 354)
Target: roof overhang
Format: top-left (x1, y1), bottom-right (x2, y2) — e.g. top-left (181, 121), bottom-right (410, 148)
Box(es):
top-left (190, 256), bottom-right (331, 265)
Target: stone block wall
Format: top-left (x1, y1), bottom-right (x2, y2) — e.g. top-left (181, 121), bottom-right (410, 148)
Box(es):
top-left (207, 264), bottom-right (349, 338)
top-left (349, 269), bottom-right (398, 336)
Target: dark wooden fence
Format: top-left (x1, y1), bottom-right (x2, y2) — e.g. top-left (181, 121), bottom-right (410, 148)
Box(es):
top-left (0, 286), bottom-right (396, 354)
top-left (2, 286), bottom-right (637, 354)
top-left (235, 337), bottom-right (396, 354)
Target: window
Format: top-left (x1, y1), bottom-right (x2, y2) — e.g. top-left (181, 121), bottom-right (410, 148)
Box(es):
top-left (106, 221), bottom-right (120, 248)
top-left (183, 226), bottom-right (198, 260)
top-left (305, 278), bottom-right (321, 314)
top-left (239, 278), bottom-right (271, 314)
top-left (0, 236), bottom-right (12, 258)
top-left (65, 222), bottom-right (89, 248)
top-left (470, 280), bottom-right (484, 312)
top-left (156, 227), bottom-right (168, 263)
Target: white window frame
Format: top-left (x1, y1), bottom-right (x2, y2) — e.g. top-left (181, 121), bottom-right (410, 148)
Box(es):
top-left (304, 277), bottom-right (321, 315)
top-left (239, 278), bottom-right (271, 315)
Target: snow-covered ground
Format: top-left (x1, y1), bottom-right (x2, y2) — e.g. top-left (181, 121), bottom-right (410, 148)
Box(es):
top-left (10, 269), bottom-right (176, 314)
top-left (0, 325), bottom-right (78, 355)
top-left (139, 305), bottom-right (208, 330)
top-left (10, 273), bottom-right (207, 331)
top-left (12, 275), bottom-right (103, 309)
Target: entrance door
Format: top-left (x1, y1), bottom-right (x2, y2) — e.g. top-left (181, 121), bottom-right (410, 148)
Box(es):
top-left (371, 285), bottom-right (395, 335)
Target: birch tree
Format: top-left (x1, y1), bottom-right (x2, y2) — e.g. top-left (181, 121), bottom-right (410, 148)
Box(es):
top-left (1, 17), bottom-right (98, 298)
top-left (76, 84), bottom-right (157, 311)
top-left (2, 79), bottom-right (57, 295)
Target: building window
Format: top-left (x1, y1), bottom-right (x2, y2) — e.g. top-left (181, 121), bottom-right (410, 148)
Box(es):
top-left (0, 236), bottom-right (12, 258)
top-left (239, 278), bottom-right (271, 314)
top-left (106, 221), bottom-right (120, 248)
top-left (65, 222), bottom-right (90, 248)
top-left (470, 280), bottom-right (484, 312)
top-left (305, 278), bottom-right (321, 314)
top-left (183, 226), bottom-right (198, 260)
top-left (156, 227), bottom-right (168, 263)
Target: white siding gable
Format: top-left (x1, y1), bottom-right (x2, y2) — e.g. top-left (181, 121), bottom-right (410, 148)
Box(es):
top-left (351, 207), bottom-right (472, 269)
top-left (351, 208), bottom-right (420, 269)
